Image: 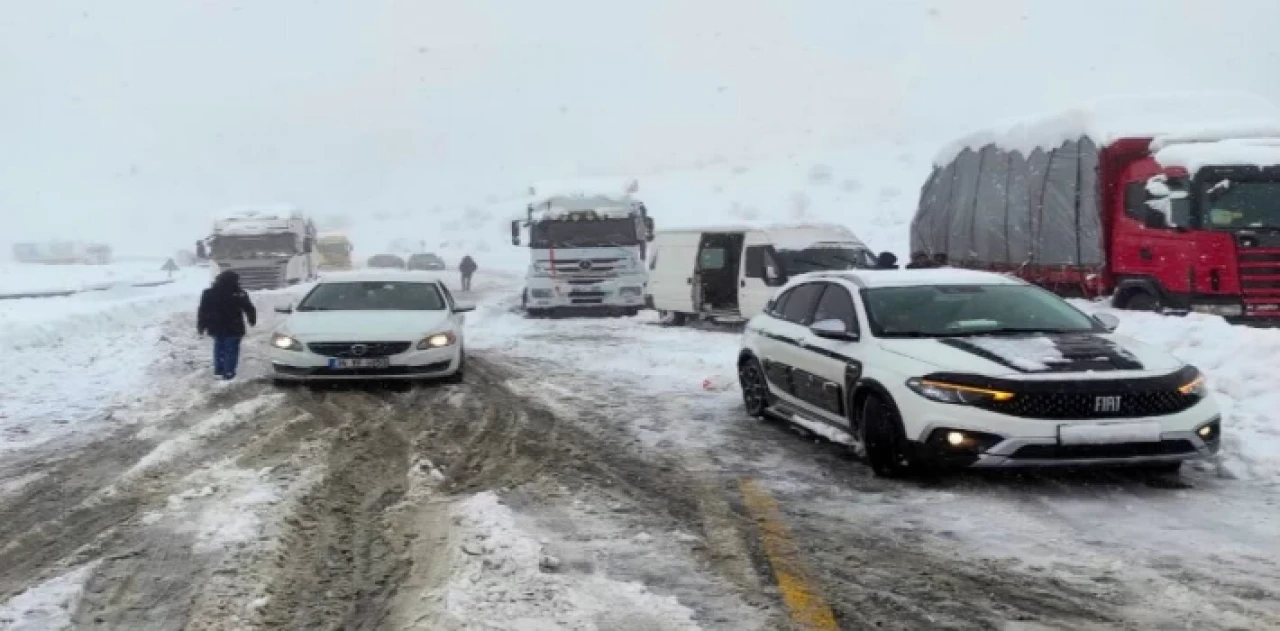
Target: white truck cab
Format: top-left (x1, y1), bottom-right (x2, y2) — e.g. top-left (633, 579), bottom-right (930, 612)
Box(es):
top-left (647, 223), bottom-right (879, 325)
top-left (209, 205), bottom-right (320, 290)
top-left (512, 181), bottom-right (655, 317)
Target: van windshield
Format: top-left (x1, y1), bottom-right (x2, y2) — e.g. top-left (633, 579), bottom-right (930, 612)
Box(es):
top-left (776, 247), bottom-right (878, 273)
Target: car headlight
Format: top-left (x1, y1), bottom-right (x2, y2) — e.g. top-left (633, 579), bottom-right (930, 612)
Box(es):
top-left (272, 334), bottom-right (303, 351)
top-left (906, 378), bottom-right (1015, 406)
top-left (417, 332), bottom-right (457, 349)
top-left (1177, 367), bottom-right (1207, 398)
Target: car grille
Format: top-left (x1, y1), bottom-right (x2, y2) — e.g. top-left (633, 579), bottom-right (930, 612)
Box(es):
top-left (307, 342), bottom-right (412, 358)
top-left (1009, 440), bottom-right (1196, 460)
top-left (976, 389), bottom-right (1197, 419)
top-left (275, 361), bottom-right (450, 377)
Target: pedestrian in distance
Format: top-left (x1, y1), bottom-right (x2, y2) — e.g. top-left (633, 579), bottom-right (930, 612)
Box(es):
top-left (876, 251), bottom-right (899, 270)
top-left (459, 255), bottom-right (478, 291)
top-left (197, 271), bottom-right (257, 381)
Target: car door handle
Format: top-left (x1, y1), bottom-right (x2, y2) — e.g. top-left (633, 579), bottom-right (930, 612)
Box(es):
top-left (740, 280), bottom-right (746, 288)
top-left (686, 277), bottom-right (692, 285)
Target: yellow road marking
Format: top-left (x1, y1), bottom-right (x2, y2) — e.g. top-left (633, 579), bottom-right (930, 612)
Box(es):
top-left (739, 477), bottom-right (839, 631)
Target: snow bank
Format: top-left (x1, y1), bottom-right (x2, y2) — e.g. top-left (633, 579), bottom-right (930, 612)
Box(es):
top-left (0, 261), bottom-right (176, 296)
top-left (1076, 302), bottom-right (1280, 482)
top-left (426, 492), bottom-right (702, 630)
top-left (1155, 138), bottom-right (1280, 175)
top-left (0, 562), bottom-right (99, 630)
top-left (934, 92), bottom-right (1280, 165)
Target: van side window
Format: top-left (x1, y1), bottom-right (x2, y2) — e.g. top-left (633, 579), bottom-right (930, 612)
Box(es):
top-left (780, 283), bottom-right (826, 325)
top-left (811, 284), bottom-right (858, 334)
top-left (744, 246), bottom-right (765, 278)
top-left (699, 247), bottom-right (726, 270)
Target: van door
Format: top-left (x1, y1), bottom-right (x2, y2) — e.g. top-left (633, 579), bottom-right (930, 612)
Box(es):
top-left (648, 240), bottom-right (700, 315)
top-left (740, 241), bottom-right (787, 319)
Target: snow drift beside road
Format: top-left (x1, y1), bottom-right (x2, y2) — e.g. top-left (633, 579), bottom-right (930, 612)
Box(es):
top-left (0, 261), bottom-right (178, 296)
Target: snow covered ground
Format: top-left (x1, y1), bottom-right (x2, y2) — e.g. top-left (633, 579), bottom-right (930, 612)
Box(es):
top-left (0, 261), bottom-right (180, 296)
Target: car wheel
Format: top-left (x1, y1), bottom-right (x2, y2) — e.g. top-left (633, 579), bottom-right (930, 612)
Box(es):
top-left (659, 310), bottom-right (686, 326)
top-left (1138, 460), bottom-right (1182, 475)
top-left (738, 357), bottom-right (771, 418)
top-left (272, 378), bottom-right (300, 389)
top-left (860, 394), bottom-right (916, 478)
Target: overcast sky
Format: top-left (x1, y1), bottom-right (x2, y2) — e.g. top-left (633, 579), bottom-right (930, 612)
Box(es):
top-left (5, 0), bottom-right (1280, 252)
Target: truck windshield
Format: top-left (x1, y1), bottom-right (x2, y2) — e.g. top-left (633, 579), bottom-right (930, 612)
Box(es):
top-left (211, 234), bottom-right (297, 259)
top-left (530, 218), bottom-right (639, 248)
top-left (1202, 180), bottom-right (1280, 229)
top-left (776, 247), bottom-right (878, 273)
top-left (318, 242), bottom-right (349, 256)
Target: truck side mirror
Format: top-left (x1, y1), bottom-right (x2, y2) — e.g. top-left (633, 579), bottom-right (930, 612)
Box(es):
top-left (643, 217), bottom-right (655, 242)
top-left (510, 221), bottom-right (521, 246)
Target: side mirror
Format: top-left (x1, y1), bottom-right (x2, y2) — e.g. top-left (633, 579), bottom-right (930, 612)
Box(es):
top-left (810, 319), bottom-right (858, 342)
top-left (510, 221), bottom-right (521, 246)
top-left (764, 265), bottom-right (787, 287)
top-left (454, 303), bottom-right (476, 313)
top-left (765, 299), bottom-right (776, 313)
top-left (643, 216), bottom-right (655, 242)
top-left (275, 305), bottom-right (293, 314)
top-left (1093, 312), bottom-right (1120, 332)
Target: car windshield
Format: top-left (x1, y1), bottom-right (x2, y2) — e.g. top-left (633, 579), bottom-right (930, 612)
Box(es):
top-left (297, 281), bottom-right (445, 311)
top-left (776, 247), bottom-right (878, 273)
top-left (530, 218), bottom-right (639, 248)
top-left (862, 284), bottom-right (1098, 337)
top-left (210, 234), bottom-right (297, 259)
top-left (1201, 179), bottom-right (1280, 229)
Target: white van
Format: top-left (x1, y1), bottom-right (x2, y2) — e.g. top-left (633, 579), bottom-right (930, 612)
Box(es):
top-left (646, 224), bottom-right (881, 324)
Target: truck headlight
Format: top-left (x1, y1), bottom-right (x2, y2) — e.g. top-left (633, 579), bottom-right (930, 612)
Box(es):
top-left (619, 286), bottom-right (643, 297)
top-left (906, 378), bottom-right (1015, 406)
top-left (417, 332), bottom-right (457, 349)
top-left (272, 334), bottom-right (303, 351)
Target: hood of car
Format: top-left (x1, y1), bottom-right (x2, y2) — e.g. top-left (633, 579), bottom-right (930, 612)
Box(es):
top-left (878, 332), bottom-right (1184, 378)
top-left (282, 310), bottom-right (450, 341)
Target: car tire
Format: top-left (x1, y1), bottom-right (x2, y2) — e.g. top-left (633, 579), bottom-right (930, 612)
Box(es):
top-left (659, 310), bottom-right (686, 326)
top-left (272, 378), bottom-right (300, 389)
top-left (624, 308), bottom-right (641, 317)
top-left (1138, 460), bottom-right (1183, 475)
top-left (860, 394), bottom-right (917, 478)
top-left (738, 357), bottom-right (771, 418)
top-left (442, 351), bottom-right (466, 384)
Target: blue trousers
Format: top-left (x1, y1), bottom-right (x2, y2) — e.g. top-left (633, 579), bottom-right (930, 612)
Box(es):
top-left (213, 336), bottom-right (243, 379)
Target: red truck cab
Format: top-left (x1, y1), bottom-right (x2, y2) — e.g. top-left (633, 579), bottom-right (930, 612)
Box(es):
top-left (913, 95), bottom-right (1280, 325)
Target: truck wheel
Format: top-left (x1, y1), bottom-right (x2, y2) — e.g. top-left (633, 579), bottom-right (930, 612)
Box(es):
top-left (659, 311), bottom-right (686, 326)
top-left (1121, 291), bottom-right (1161, 312)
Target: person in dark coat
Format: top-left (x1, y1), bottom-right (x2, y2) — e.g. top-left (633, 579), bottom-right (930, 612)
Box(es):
top-left (195, 240), bottom-right (207, 260)
top-left (875, 251), bottom-right (899, 270)
top-left (459, 255), bottom-right (478, 291)
top-left (197, 271), bottom-right (257, 380)
top-left (905, 251), bottom-right (932, 269)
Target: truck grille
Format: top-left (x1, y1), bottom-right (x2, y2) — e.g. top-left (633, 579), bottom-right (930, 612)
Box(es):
top-left (976, 389), bottom-right (1197, 419)
top-left (307, 342), bottom-right (412, 358)
top-left (547, 258), bottom-right (623, 277)
top-left (234, 265), bottom-right (286, 290)
top-left (1236, 248), bottom-right (1280, 315)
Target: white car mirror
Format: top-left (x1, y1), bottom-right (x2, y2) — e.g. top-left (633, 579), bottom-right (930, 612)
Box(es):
top-left (1093, 312), bottom-right (1120, 332)
top-left (810, 318), bottom-right (858, 342)
top-left (275, 305), bottom-right (293, 314)
top-left (454, 303), bottom-right (476, 313)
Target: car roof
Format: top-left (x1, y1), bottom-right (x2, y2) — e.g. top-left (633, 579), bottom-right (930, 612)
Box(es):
top-left (316, 270), bottom-right (444, 284)
top-left (792, 267), bottom-right (1027, 289)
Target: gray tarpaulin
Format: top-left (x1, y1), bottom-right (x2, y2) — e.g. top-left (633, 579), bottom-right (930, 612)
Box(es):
top-left (912, 137), bottom-right (1105, 267)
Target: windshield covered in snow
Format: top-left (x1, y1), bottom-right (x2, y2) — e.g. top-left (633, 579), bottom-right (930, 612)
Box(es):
top-left (862, 284), bottom-right (1098, 338)
top-left (1201, 180), bottom-right (1280, 229)
top-left (776, 247), bottom-right (878, 273)
top-left (529, 218), bottom-right (639, 248)
top-left (210, 234), bottom-right (297, 259)
top-left (297, 281), bottom-right (445, 311)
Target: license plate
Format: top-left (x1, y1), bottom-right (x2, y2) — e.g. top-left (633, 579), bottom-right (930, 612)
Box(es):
top-left (328, 358), bottom-right (390, 369)
top-left (1058, 421), bottom-right (1162, 445)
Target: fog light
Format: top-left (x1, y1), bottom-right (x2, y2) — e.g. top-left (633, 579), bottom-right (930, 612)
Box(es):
top-left (530, 289), bottom-right (552, 299)
top-left (946, 431), bottom-right (966, 447)
top-left (1198, 425), bottom-right (1213, 438)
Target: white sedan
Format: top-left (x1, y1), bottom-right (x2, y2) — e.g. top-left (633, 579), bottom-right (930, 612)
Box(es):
top-left (268, 272), bottom-right (472, 383)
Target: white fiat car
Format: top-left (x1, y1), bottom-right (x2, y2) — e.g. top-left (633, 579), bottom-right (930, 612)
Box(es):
top-left (269, 272), bottom-right (472, 383)
top-left (738, 268), bottom-right (1221, 477)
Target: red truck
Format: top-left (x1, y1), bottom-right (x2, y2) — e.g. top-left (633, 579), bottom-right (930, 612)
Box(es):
top-left (911, 95), bottom-right (1280, 324)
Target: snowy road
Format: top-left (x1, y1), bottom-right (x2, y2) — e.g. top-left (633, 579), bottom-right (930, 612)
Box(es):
top-left (0, 272), bottom-right (1277, 630)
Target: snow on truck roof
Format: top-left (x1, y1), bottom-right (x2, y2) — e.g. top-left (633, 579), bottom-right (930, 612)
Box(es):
top-left (214, 204), bottom-right (303, 221)
top-left (527, 177), bottom-right (640, 205)
top-left (1155, 138), bottom-right (1280, 174)
top-left (934, 92), bottom-right (1280, 166)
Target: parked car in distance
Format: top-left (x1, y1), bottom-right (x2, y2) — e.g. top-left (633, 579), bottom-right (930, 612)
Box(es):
top-left (407, 252), bottom-right (447, 271)
top-left (268, 272), bottom-right (472, 383)
top-left (738, 267), bottom-right (1221, 477)
top-left (367, 254), bottom-right (406, 269)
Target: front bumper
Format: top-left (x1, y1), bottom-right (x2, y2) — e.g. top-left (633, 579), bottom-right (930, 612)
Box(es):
top-left (268, 345), bottom-right (460, 381)
top-left (902, 395), bottom-right (1222, 468)
top-left (524, 277), bottom-right (646, 310)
